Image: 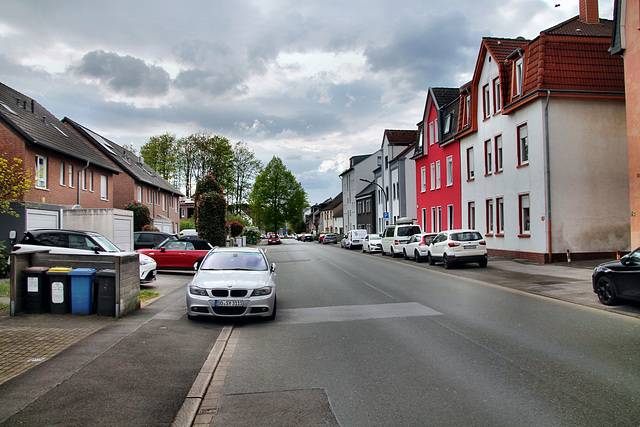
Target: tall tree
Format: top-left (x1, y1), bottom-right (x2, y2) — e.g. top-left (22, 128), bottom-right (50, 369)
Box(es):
top-left (230, 141), bottom-right (263, 213)
top-left (140, 132), bottom-right (177, 181)
top-left (249, 156), bottom-right (307, 232)
top-left (191, 132), bottom-right (234, 192)
top-left (176, 135), bottom-right (199, 197)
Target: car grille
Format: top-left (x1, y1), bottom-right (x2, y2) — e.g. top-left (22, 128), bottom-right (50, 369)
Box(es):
top-left (213, 307), bottom-right (247, 315)
top-left (210, 290), bottom-right (249, 297)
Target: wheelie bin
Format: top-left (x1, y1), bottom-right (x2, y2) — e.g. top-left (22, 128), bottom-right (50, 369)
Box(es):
top-left (47, 267), bottom-right (73, 314)
top-left (24, 266), bottom-right (50, 313)
top-left (95, 269), bottom-right (117, 317)
top-left (68, 268), bottom-right (97, 314)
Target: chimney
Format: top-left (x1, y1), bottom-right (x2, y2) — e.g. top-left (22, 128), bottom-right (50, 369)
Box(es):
top-left (579, 0), bottom-right (599, 24)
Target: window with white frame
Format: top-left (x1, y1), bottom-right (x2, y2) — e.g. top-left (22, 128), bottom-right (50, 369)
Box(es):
top-left (443, 113), bottom-right (453, 134)
top-left (162, 193), bottom-right (166, 211)
top-left (418, 128), bottom-right (424, 152)
top-left (497, 197), bottom-right (504, 234)
top-left (137, 186), bottom-right (142, 202)
top-left (467, 147), bottom-right (475, 180)
top-left (89, 171), bottom-right (94, 192)
top-left (518, 124), bottom-right (529, 165)
top-left (519, 194), bottom-right (530, 234)
top-left (429, 121), bottom-right (435, 146)
top-left (430, 163), bottom-right (435, 190)
top-left (434, 118), bottom-right (439, 144)
top-left (468, 201), bottom-right (476, 229)
top-left (431, 207), bottom-right (436, 233)
top-left (35, 155), bottom-right (47, 189)
top-left (437, 206), bottom-right (442, 232)
top-left (486, 199), bottom-right (494, 234)
top-left (466, 95), bottom-right (471, 126)
top-left (515, 58), bottom-right (524, 96)
top-left (495, 135), bottom-right (503, 172)
top-left (435, 160), bottom-right (441, 189)
top-left (81, 169), bottom-right (86, 190)
top-left (100, 175), bottom-right (108, 201)
top-left (493, 77), bottom-right (501, 112)
top-left (421, 166), bottom-right (426, 192)
top-left (446, 156), bottom-right (453, 186)
top-left (484, 139), bottom-right (492, 175)
top-left (60, 162), bottom-right (65, 186)
top-left (68, 164), bottom-right (74, 188)
top-left (447, 205), bottom-right (454, 230)
top-left (483, 84), bottom-right (491, 119)
top-left (422, 208), bottom-right (427, 232)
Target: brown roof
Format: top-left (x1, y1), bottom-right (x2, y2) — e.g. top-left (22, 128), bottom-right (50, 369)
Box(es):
top-left (384, 129), bottom-right (417, 145)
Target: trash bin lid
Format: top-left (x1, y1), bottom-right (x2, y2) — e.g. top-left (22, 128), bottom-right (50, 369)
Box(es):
top-left (96, 269), bottom-right (116, 277)
top-left (68, 268), bottom-right (97, 276)
top-left (24, 266), bottom-right (50, 273)
top-left (47, 267), bottom-right (73, 273)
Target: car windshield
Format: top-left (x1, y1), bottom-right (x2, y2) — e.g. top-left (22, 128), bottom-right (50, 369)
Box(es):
top-left (91, 235), bottom-right (122, 252)
top-left (200, 252), bottom-right (268, 271)
top-left (397, 226), bottom-right (421, 237)
top-left (451, 232), bottom-right (483, 242)
top-left (369, 235), bottom-right (381, 240)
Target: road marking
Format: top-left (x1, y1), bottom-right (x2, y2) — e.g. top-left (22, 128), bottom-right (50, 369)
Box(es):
top-left (275, 302), bottom-right (442, 325)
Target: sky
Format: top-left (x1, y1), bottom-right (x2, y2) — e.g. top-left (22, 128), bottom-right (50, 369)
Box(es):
top-left (0, 0), bottom-right (614, 204)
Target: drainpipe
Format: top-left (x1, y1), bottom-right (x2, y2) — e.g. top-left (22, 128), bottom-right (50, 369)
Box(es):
top-left (77, 161), bottom-right (90, 205)
top-left (545, 91), bottom-right (552, 262)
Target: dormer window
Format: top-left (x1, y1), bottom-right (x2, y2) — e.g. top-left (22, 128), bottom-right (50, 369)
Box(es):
top-left (515, 58), bottom-right (524, 96)
top-left (443, 113), bottom-right (453, 134)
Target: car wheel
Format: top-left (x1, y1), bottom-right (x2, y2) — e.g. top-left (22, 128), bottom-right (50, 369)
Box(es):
top-left (403, 249), bottom-right (409, 260)
top-left (443, 254), bottom-right (452, 269)
top-left (428, 252), bottom-right (435, 265)
top-left (381, 247), bottom-right (386, 256)
top-left (266, 297), bottom-right (277, 320)
top-left (478, 259), bottom-right (488, 268)
top-left (415, 250), bottom-right (422, 263)
top-left (596, 276), bottom-right (619, 306)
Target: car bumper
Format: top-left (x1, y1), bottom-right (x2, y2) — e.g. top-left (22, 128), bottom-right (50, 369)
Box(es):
top-left (186, 291), bottom-right (276, 318)
top-left (447, 253), bottom-right (488, 264)
top-left (139, 259), bottom-right (157, 283)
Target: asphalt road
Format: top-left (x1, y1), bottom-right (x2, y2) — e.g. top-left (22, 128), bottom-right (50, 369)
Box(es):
top-left (216, 240), bottom-right (640, 426)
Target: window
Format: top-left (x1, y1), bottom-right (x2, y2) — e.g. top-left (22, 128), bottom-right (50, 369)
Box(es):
top-left (60, 162), bottom-right (65, 186)
top-left (496, 197), bottom-right (504, 234)
top-left (81, 169), bottom-right (86, 190)
top-left (137, 186), bottom-right (142, 202)
top-left (100, 175), bottom-right (108, 201)
top-left (422, 208), bottom-right (427, 232)
top-left (429, 121), bottom-right (435, 146)
top-left (493, 78), bottom-right (501, 112)
top-left (484, 140), bottom-right (492, 175)
top-left (418, 128), bottom-right (424, 152)
top-left (519, 194), bottom-right (530, 235)
top-left (175, 197), bottom-right (178, 213)
top-left (446, 156), bottom-right (453, 186)
top-left (162, 194), bottom-right (166, 211)
top-left (421, 166), bottom-right (426, 192)
top-left (385, 156), bottom-right (388, 169)
top-left (434, 119), bottom-right (439, 144)
top-left (495, 135), bottom-right (503, 172)
top-left (437, 206), bottom-right (442, 232)
top-left (89, 171), bottom-right (94, 192)
top-left (518, 124), bottom-right (529, 166)
top-left (483, 84), bottom-right (491, 119)
top-left (435, 160), bottom-right (441, 189)
top-left (468, 202), bottom-right (476, 229)
top-left (35, 155), bottom-right (47, 189)
top-left (466, 95), bottom-right (471, 126)
top-left (447, 205), bottom-right (454, 230)
top-left (430, 163), bottom-right (435, 190)
top-left (486, 199), bottom-right (494, 235)
top-left (392, 183), bottom-right (397, 200)
top-left (68, 164), bottom-right (74, 188)
top-left (467, 147), bottom-right (475, 180)
top-left (431, 207), bottom-right (436, 233)
top-left (443, 113), bottom-right (453, 134)
top-left (515, 58), bottom-right (524, 96)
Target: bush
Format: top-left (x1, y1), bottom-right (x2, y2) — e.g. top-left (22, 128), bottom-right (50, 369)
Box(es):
top-left (196, 192), bottom-right (228, 247)
top-left (242, 225), bottom-right (261, 245)
top-left (142, 224), bottom-right (160, 231)
top-left (180, 219), bottom-right (195, 231)
top-left (229, 221), bottom-right (244, 237)
top-left (0, 241), bottom-right (8, 279)
top-left (125, 201), bottom-right (152, 231)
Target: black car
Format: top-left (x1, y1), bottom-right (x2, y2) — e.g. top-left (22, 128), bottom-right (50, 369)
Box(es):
top-left (134, 231), bottom-right (177, 250)
top-left (592, 247), bottom-right (640, 305)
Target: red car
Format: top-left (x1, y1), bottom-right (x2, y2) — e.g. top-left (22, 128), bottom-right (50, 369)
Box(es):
top-left (137, 238), bottom-right (213, 270)
top-left (267, 235), bottom-right (281, 245)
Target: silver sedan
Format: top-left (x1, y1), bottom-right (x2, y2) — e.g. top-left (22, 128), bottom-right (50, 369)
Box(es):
top-left (186, 247), bottom-right (277, 320)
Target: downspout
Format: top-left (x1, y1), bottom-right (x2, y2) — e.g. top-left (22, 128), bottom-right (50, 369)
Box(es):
top-left (545, 91), bottom-right (552, 262)
top-left (77, 161), bottom-right (90, 205)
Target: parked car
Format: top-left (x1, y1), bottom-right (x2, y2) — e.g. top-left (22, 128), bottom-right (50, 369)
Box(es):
top-left (592, 247), bottom-right (640, 305)
top-left (380, 218), bottom-right (422, 257)
top-left (322, 233), bottom-right (338, 244)
top-left (302, 234), bottom-right (314, 242)
top-left (345, 229), bottom-right (367, 250)
top-left (137, 238), bottom-right (213, 270)
top-left (340, 235), bottom-right (348, 248)
top-left (362, 234), bottom-right (382, 253)
top-left (403, 233), bottom-right (438, 262)
top-left (186, 246), bottom-right (277, 320)
top-left (427, 230), bottom-right (487, 268)
top-left (134, 231), bottom-right (177, 250)
top-left (178, 229), bottom-right (198, 238)
top-left (13, 229), bottom-right (158, 283)
top-left (268, 235), bottom-right (281, 245)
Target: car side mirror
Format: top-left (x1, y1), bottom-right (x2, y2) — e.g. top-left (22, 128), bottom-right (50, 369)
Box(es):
top-left (91, 246), bottom-right (101, 254)
top-left (620, 254), bottom-right (634, 266)
top-left (271, 263), bottom-right (277, 272)
top-left (160, 247), bottom-right (166, 253)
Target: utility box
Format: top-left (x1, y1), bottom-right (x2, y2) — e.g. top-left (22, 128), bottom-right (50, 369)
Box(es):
top-left (23, 266), bottom-right (50, 314)
top-left (47, 267), bottom-right (72, 314)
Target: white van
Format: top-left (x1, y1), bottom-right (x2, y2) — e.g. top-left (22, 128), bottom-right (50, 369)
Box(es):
top-left (345, 229), bottom-right (368, 250)
top-left (380, 218), bottom-right (422, 257)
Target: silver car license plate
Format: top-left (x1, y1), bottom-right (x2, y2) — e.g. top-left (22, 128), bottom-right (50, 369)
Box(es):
top-left (464, 245), bottom-right (476, 249)
top-left (215, 300), bottom-right (243, 307)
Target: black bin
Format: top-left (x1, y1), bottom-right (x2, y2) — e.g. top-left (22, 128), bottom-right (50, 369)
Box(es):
top-left (24, 266), bottom-right (50, 314)
top-left (95, 269), bottom-right (116, 317)
top-left (47, 267), bottom-right (73, 314)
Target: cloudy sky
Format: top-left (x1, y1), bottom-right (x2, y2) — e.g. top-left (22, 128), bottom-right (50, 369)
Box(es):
top-left (0, 0), bottom-right (613, 203)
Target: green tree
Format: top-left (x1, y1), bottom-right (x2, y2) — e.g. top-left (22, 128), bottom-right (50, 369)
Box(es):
top-left (190, 132), bottom-right (234, 192)
top-left (249, 156), bottom-right (307, 233)
top-left (0, 155), bottom-right (31, 216)
top-left (194, 175), bottom-right (228, 246)
top-left (140, 132), bottom-right (178, 181)
top-left (125, 201), bottom-right (152, 231)
top-left (176, 135), bottom-right (199, 198)
top-left (230, 142), bottom-right (263, 214)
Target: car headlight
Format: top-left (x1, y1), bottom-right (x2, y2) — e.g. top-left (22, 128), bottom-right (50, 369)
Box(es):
top-left (251, 287), bottom-right (273, 296)
top-left (189, 286), bottom-right (208, 296)
top-left (139, 254), bottom-right (155, 265)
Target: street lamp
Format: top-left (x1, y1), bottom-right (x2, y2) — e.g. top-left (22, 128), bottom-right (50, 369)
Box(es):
top-left (360, 178), bottom-right (389, 227)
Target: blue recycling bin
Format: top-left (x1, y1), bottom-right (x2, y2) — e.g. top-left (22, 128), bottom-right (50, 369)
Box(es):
top-left (68, 268), bottom-right (97, 315)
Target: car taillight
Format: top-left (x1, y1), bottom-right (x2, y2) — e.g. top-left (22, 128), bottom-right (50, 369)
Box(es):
top-left (419, 241), bottom-right (426, 246)
top-left (478, 240), bottom-right (486, 245)
top-left (448, 242), bottom-right (460, 247)
top-left (394, 240), bottom-right (399, 245)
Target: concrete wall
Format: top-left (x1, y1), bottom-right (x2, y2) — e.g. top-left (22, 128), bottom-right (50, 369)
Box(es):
top-left (63, 208), bottom-right (134, 251)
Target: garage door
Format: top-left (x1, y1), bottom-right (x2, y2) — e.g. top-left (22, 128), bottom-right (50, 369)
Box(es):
top-left (113, 217), bottom-right (133, 251)
top-left (26, 209), bottom-right (60, 230)
top-left (153, 219), bottom-right (173, 233)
